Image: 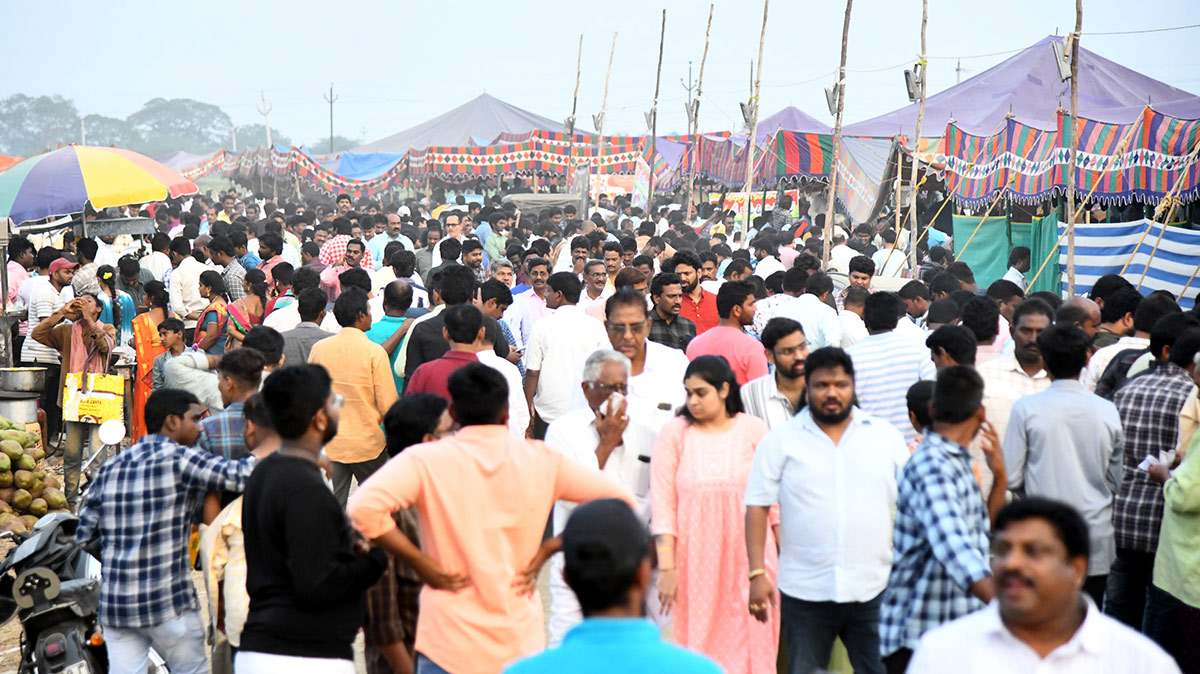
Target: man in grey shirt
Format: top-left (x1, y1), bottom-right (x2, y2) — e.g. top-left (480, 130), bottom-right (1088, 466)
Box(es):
top-left (280, 288), bottom-right (332, 367)
top-left (1004, 323), bottom-right (1123, 606)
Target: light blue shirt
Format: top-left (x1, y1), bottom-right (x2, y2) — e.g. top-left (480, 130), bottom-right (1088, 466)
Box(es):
top-left (368, 231), bottom-right (414, 270)
top-left (364, 314), bottom-right (407, 395)
top-left (504, 618), bottom-right (721, 674)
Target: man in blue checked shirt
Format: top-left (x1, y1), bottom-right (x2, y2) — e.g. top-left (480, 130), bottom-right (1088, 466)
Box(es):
top-left (77, 388), bottom-right (265, 674)
top-left (198, 347), bottom-right (268, 523)
top-left (879, 365), bottom-right (999, 674)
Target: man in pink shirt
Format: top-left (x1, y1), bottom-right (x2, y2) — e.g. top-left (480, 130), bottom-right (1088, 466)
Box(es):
top-left (348, 364), bottom-right (632, 674)
top-left (685, 280), bottom-right (769, 385)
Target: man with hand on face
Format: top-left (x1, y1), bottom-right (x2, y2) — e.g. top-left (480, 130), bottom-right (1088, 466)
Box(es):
top-left (544, 350), bottom-right (659, 645)
top-left (741, 317), bottom-right (809, 430)
top-left (907, 498), bottom-right (1179, 674)
top-left (746, 347), bottom-right (910, 674)
top-left (598, 288), bottom-right (689, 433)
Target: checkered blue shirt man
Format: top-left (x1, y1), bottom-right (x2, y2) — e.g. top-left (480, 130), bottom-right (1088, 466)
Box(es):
top-left (879, 431), bottom-right (992, 658)
top-left (76, 433), bottom-right (255, 628)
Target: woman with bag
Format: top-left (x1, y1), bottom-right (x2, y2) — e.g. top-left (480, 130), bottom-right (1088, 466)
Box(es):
top-left (31, 293), bottom-right (116, 510)
top-left (195, 270), bottom-right (230, 356)
top-left (650, 355), bottom-right (779, 674)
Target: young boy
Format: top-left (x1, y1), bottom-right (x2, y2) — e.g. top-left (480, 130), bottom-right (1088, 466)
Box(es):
top-left (152, 318), bottom-right (186, 390)
top-left (907, 379), bottom-right (982, 486)
top-left (202, 394), bottom-right (279, 674)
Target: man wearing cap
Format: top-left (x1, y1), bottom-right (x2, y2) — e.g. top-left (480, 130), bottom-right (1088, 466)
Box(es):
top-left (505, 499), bottom-right (721, 674)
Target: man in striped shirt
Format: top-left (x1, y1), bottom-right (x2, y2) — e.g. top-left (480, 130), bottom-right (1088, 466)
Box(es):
top-left (846, 292), bottom-right (936, 444)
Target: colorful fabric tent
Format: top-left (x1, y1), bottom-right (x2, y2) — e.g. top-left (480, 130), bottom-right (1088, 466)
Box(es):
top-left (845, 36), bottom-right (1200, 138)
top-left (157, 149), bottom-right (226, 180)
top-left (352, 93), bottom-right (577, 154)
top-left (757, 106), bottom-right (832, 137)
top-left (0, 155), bottom-right (24, 173)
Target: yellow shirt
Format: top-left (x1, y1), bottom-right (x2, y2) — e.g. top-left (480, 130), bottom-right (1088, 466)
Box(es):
top-left (308, 327), bottom-right (398, 463)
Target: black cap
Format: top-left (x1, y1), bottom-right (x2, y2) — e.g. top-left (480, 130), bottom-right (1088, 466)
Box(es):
top-left (562, 499), bottom-right (650, 575)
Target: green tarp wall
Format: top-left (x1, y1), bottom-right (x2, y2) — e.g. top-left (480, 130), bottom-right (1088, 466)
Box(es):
top-left (951, 214), bottom-right (1061, 294)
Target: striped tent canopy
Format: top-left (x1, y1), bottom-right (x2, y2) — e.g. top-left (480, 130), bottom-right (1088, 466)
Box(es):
top-left (1060, 219), bottom-right (1200, 309)
top-left (941, 106), bottom-right (1200, 207)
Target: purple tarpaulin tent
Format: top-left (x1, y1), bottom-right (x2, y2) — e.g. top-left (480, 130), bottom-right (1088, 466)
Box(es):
top-left (845, 35), bottom-right (1200, 138)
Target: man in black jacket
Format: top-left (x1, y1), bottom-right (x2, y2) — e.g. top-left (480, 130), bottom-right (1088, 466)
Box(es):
top-left (238, 365), bottom-right (387, 671)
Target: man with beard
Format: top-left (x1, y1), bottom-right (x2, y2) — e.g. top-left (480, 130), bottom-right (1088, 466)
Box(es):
top-left (907, 498), bottom-right (1178, 673)
top-left (879, 366), bottom-right (1002, 674)
top-left (976, 299), bottom-right (1053, 447)
top-left (741, 318), bottom-right (810, 430)
top-left (648, 272), bottom-right (696, 352)
top-left (667, 250), bottom-right (719, 334)
top-left (746, 346), bottom-right (910, 674)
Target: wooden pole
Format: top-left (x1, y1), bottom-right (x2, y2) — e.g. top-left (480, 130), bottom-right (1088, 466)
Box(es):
top-left (592, 32), bottom-right (618, 191)
top-left (647, 10), bottom-right (666, 208)
top-left (683, 5), bottom-right (714, 226)
top-left (740, 0), bottom-right (770, 246)
top-left (567, 35), bottom-right (583, 192)
top-left (1066, 4), bottom-right (1082, 295)
top-left (823, 0), bottom-right (854, 267)
top-left (906, 0), bottom-right (928, 275)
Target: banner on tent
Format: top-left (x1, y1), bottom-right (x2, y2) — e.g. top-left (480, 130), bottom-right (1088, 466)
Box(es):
top-left (1058, 219), bottom-right (1200, 309)
top-left (708, 189), bottom-right (801, 225)
top-left (632, 157), bottom-right (651, 211)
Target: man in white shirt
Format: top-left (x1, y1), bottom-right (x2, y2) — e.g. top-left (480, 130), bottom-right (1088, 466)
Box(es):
top-left (1002, 246), bottom-right (1031, 291)
top-left (476, 319), bottom-right (528, 439)
top-left (544, 349), bottom-right (657, 645)
top-left (1082, 292), bottom-right (1178, 391)
top-left (576, 260), bottom-right (612, 314)
top-left (870, 229), bottom-right (909, 278)
top-left (166, 237), bottom-right (207, 340)
top-left (840, 285), bottom-right (869, 349)
top-left (524, 272), bottom-right (610, 438)
top-left (746, 346), bottom-right (909, 674)
top-left (774, 271), bottom-right (843, 350)
top-left (140, 233), bottom-right (173, 284)
top-left (752, 235), bottom-right (786, 280)
top-left (163, 350), bottom-right (223, 412)
top-left (908, 498), bottom-right (1180, 674)
top-left (741, 317), bottom-right (809, 430)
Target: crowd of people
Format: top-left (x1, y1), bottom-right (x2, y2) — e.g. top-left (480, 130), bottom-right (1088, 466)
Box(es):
top-left (3, 185), bottom-right (1195, 674)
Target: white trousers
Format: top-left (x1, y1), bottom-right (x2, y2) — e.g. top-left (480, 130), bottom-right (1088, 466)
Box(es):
top-left (234, 651), bottom-right (356, 674)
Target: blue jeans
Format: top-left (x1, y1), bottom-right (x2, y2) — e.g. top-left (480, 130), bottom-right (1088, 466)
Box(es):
top-left (780, 591), bottom-right (885, 674)
top-left (104, 610), bottom-right (208, 674)
top-left (416, 653), bottom-right (454, 674)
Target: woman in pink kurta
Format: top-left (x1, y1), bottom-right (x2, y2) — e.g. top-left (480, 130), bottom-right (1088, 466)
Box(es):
top-left (651, 355), bottom-right (779, 674)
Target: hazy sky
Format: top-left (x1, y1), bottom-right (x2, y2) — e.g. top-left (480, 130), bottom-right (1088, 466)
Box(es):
top-left (3, 0), bottom-right (1198, 149)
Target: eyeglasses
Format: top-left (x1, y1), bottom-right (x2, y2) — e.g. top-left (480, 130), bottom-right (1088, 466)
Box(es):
top-left (329, 393), bottom-right (345, 410)
top-left (586, 382), bottom-right (628, 396)
top-left (607, 322), bottom-right (648, 335)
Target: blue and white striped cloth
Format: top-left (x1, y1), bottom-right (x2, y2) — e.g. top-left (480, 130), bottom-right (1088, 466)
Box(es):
top-left (1059, 219), bottom-right (1200, 309)
top-left (845, 331), bottom-right (936, 444)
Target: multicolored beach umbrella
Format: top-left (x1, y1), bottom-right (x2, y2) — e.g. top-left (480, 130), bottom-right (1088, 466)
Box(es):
top-left (0, 146), bottom-right (198, 224)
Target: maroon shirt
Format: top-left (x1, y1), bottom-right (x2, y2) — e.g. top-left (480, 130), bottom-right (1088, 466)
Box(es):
top-left (405, 350), bottom-right (479, 400)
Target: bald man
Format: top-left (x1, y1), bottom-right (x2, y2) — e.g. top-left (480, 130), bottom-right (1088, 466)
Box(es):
top-left (1056, 297), bottom-right (1102, 341)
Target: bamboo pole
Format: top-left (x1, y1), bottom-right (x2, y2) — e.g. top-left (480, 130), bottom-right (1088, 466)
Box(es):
top-left (566, 35), bottom-right (583, 192)
top-left (647, 10), bottom-right (666, 208)
top-left (740, 0), bottom-right (770, 246)
top-left (592, 32), bottom-right (618, 191)
top-left (682, 5), bottom-right (714, 225)
top-left (1066, 3), bottom-right (1083, 295)
top-left (907, 0), bottom-right (929, 274)
top-left (823, 0), bottom-right (854, 267)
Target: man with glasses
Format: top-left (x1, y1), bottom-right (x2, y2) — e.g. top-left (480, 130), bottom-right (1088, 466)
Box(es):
top-left (577, 260), bottom-right (612, 314)
top-left (545, 349), bottom-right (658, 646)
top-left (742, 317), bottom-right (809, 430)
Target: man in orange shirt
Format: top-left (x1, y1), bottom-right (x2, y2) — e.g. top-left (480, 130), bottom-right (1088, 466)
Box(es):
top-left (308, 287), bottom-right (398, 506)
top-left (348, 364), bottom-right (632, 674)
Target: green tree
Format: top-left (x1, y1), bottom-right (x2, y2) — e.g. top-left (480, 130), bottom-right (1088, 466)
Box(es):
top-left (82, 114), bottom-right (143, 149)
top-left (308, 135), bottom-right (358, 154)
top-left (127, 98), bottom-right (232, 157)
top-left (235, 123), bottom-right (291, 151)
top-left (0, 94), bottom-right (81, 156)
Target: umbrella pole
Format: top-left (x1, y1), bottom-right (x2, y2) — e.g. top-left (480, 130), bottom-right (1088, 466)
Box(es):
top-left (0, 241), bottom-right (10, 368)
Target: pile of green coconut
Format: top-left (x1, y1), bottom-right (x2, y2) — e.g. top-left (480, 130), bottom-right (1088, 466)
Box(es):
top-left (0, 427), bottom-right (66, 534)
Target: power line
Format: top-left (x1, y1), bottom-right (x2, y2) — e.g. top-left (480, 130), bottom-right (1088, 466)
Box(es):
top-left (1083, 22), bottom-right (1200, 36)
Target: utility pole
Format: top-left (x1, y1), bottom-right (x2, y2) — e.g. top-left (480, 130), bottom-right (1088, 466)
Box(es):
top-left (80, 118), bottom-right (87, 146)
top-left (683, 5), bottom-right (714, 225)
top-left (323, 83), bottom-right (338, 154)
top-left (823, 0), bottom-right (854, 266)
top-left (231, 124), bottom-right (238, 153)
top-left (740, 0), bottom-right (770, 245)
top-left (646, 9), bottom-right (667, 207)
top-left (1066, 0), bottom-right (1082, 295)
top-left (681, 61), bottom-right (695, 104)
top-left (361, 126), bottom-right (368, 144)
top-left (956, 59), bottom-right (963, 84)
top-left (906, 0), bottom-right (928, 275)
top-left (257, 92), bottom-right (273, 149)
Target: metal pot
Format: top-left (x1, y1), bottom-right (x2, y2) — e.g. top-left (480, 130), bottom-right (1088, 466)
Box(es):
top-left (0, 367), bottom-right (47, 393)
top-left (0, 392), bottom-right (40, 426)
